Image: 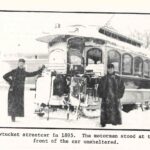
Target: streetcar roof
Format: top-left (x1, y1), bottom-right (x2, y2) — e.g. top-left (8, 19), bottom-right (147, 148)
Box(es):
top-left (99, 26), bottom-right (143, 46)
top-left (36, 26), bottom-right (150, 58)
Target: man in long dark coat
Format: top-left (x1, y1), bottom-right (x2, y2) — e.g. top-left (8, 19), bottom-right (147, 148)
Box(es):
top-left (98, 64), bottom-right (125, 127)
top-left (3, 58), bottom-right (45, 122)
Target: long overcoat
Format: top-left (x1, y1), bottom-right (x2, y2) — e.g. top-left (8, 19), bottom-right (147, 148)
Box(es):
top-left (98, 73), bottom-right (125, 125)
top-left (3, 67), bottom-right (43, 117)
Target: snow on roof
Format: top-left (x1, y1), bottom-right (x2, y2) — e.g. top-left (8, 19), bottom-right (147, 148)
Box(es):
top-left (36, 25), bottom-right (150, 58)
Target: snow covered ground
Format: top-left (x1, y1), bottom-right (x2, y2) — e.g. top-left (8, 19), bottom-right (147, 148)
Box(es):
top-left (0, 85), bottom-right (150, 129)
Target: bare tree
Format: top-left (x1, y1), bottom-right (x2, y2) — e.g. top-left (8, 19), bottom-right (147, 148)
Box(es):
top-left (130, 30), bottom-right (150, 49)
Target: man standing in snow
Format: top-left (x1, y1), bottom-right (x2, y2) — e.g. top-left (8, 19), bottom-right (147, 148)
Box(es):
top-left (98, 63), bottom-right (125, 127)
top-left (3, 58), bottom-right (45, 122)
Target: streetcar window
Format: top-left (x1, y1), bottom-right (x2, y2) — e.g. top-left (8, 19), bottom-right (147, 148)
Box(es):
top-left (86, 48), bottom-right (102, 65)
top-left (144, 60), bottom-right (149, 77)
top-left (108, 50), bottom-right (121, 73)
top-left (49, 49), bottom-right (66, 64)
top-left (122, 54), bottom-right (133, 75)
top-left (68, 37), bottom-right (85, 65)
top-left (149, 61), bottom-right (150, 78)
top-left (67, 37), bottom-right (85, 74)
top-left (134, 57), bottom-right (143, 76)
top-left (68, 37), bottom-right (85, 51)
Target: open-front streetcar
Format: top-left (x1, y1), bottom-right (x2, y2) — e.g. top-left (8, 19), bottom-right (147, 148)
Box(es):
top-left (34, 25), bottom-right (150, 119)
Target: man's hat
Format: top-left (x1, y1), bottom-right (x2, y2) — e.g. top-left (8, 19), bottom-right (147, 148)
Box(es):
top-left (18, 58), bottom-right (25, 63)
top-left (107, 63), bottom-right (114, 69)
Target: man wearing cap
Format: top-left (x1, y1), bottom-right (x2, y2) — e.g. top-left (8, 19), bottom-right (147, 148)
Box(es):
top-left (3, 58), bottom-right (45, 122)
top-left (98, 63), bottom-right (125, 127)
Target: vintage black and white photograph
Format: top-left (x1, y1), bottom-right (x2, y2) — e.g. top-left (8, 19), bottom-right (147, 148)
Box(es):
top-left (1, 11), bottom-right (150, 129)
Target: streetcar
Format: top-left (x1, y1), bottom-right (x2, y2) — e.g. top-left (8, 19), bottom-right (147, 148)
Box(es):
top-left (34, 25), bottom-right (150, 119)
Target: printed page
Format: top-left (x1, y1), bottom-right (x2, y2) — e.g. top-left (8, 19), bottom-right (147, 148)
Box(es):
top-left (0, 0), bottom-right (150, 150)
